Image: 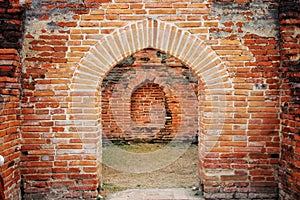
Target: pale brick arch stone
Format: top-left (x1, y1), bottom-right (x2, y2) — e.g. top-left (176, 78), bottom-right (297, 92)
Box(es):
top-left (72, 18), bottom-right (231, 91)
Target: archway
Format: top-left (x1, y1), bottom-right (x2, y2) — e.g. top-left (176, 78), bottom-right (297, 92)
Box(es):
top-left (70, 17), bottom-right (232, 196)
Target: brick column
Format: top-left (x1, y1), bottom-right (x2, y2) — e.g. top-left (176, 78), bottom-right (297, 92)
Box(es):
top-left (0, 1), bottom-right (24, 199)
top-left (279, 0), bottom-right (300, 199)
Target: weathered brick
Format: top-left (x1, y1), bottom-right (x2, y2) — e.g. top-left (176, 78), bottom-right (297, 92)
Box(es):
top-left (149, 9), bottom-right (176, 14)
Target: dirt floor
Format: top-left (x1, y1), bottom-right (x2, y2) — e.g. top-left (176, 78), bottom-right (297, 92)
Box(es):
top-left (100, 143), bottom-right (200, 197)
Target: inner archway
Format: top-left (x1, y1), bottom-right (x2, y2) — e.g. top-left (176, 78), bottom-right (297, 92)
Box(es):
top-left (101, 49), bottom-right (198, 143)
top-left (131, 82), bottom-right (166, 128)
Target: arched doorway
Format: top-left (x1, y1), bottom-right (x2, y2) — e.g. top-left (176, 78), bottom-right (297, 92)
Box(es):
top-left (70, 17), bottom-right (232, 198)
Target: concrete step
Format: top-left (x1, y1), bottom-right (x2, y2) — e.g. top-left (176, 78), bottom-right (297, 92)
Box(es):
top-left (105, 188), bottom-right (204, 200)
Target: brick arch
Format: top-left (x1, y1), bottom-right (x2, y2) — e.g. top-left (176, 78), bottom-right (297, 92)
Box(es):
top-left (69, 17), bottom-right (233, 189)
top-left (72, 18), bottom-right (231, 90)
top-left (70, 17), bottom-right (232, 141)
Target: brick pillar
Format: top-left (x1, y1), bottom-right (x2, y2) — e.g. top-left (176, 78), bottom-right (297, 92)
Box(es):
top-left (279, 0), bottom-right (300, 199)
top-left (0, 1), bottom-right (24, 199)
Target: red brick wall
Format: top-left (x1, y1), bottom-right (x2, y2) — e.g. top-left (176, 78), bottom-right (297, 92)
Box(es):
top-left (0, 50), bottom-right (22, 200)
top-left (278, 0), bottom-right (300, 199)
top-left (102, 48), bottom-right (198, 142)
top-left (17, 0), bottom-right (282, 199)
top-left (0, 1), bottom-right (24, 199)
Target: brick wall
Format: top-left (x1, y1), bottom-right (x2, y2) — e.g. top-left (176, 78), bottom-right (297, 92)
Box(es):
top-left (278, 0), bottom-right (300, 199)
top-left (102, 48), bottom-right (198, 142)
top-left (17, 0), bottom-right (283, 199)
top-left (0, 0), bottom-right (24, 199)
top-left (21, 0), bottom-right (281, 199)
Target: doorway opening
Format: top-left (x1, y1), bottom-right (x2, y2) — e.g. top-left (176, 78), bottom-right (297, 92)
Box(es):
top-left (100, 48), bottom-right (200, 197)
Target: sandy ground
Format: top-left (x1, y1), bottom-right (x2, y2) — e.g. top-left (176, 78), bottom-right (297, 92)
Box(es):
top-left (100, 143), bottom-right (200, 197)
